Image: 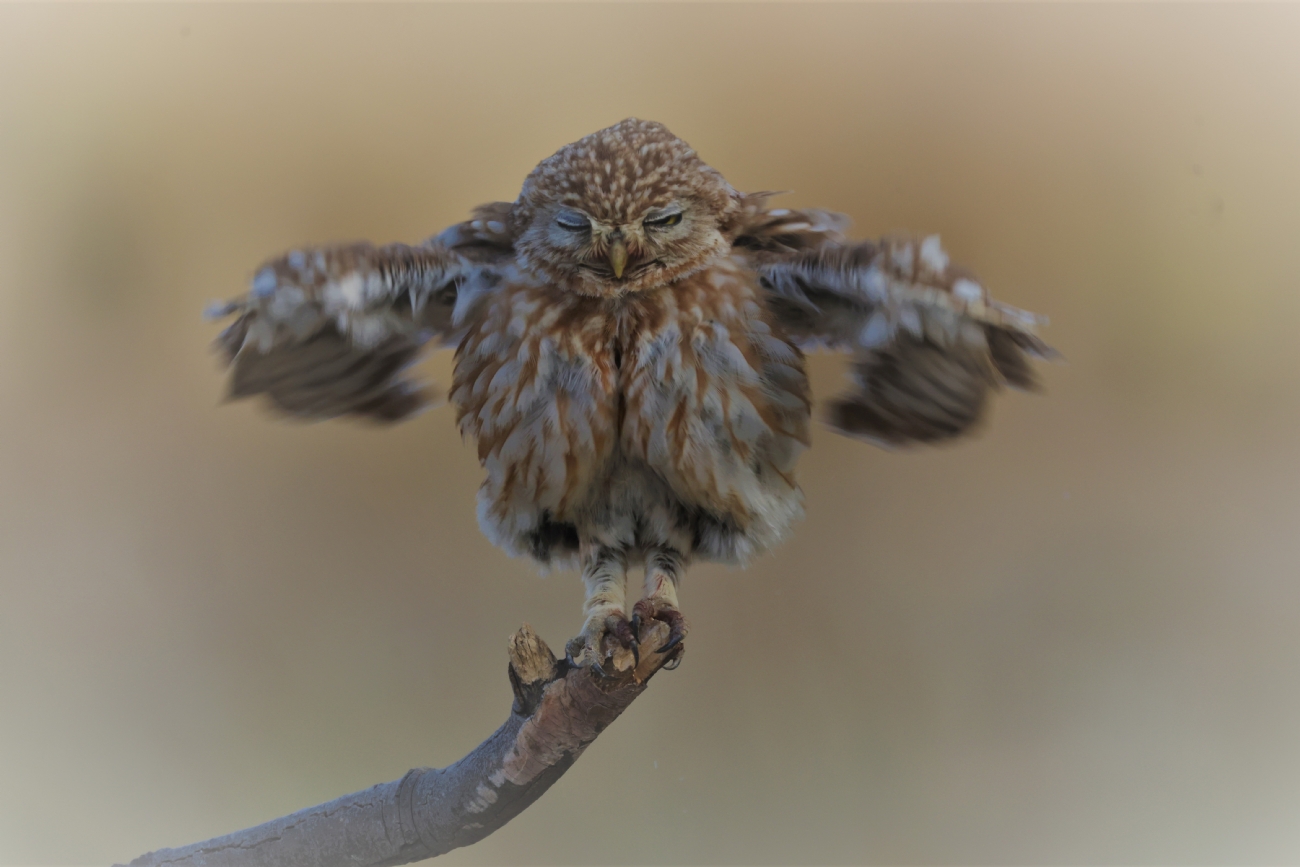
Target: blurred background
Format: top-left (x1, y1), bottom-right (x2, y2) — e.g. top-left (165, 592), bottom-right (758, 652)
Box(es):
top-left (2, 4), bottom-right (1299, 865)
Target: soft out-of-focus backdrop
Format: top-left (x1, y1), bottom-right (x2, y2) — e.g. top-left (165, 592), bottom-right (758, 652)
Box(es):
top-left (2, 4), bottom-right (1298, 865)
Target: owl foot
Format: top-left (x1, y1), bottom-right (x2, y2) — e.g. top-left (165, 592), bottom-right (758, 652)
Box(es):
top-left (564, 613), bottom-right (638, 676)
top-left (633, 598), bottom-right (688, 669)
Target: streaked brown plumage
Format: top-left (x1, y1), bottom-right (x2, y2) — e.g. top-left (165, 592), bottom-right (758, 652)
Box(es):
top-left (208, 119), bottom-right (1055, 670)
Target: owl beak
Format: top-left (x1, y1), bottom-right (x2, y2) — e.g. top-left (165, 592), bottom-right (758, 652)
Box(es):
top-left (608, 238), bottom-right (628, 279)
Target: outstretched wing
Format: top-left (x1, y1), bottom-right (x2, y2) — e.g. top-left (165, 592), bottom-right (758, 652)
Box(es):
top-left (206, 204), bottom-right (514, 422)
top-left (751, 229), bottom-right (1056, 447)
top-left (727, 192), bottom-right (852, 262)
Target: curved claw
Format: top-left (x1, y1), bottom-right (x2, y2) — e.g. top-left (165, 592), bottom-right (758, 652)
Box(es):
top-left (567, 613), bottom-right (639, 678)
top-left (634, 598), bottom-right (688, 669)
top-left (662, 651), bottom-right (683, 671)
top-left (565, 650), bottom-right (613, 679)
top-left (611, 617), bottom-right (639, 668)
top-left (655, 634), bottom-right (684, 656)
top-left (629, 612), bottom-right (644, 666)
top-left (564, 637), bottom-right (601, 674)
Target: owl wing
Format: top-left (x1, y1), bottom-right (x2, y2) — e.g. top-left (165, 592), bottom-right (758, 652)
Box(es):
top-left (727, 192), bottom-right (853, 262)
top-left (748, 228), bottom-right (1057, 447)
top-left (206, 203), bottom-right (515, 422)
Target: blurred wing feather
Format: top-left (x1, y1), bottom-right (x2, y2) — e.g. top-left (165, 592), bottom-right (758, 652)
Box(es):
top-left (208, 227), bottom-right (506, 422)
top-left (729, 192), bottom-right (851, 263)
top-left (758, 234), bottom-right (1057, 447)
top-left (425, 201), bottom-right (517, 265)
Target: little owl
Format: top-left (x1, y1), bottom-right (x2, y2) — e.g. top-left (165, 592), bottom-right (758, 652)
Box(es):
top-left (208, 119), bottom-right (1054, 672)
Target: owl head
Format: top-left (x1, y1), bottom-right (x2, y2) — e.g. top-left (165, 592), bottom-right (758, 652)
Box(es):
top-left (511, 119), bottom-right (741, 297)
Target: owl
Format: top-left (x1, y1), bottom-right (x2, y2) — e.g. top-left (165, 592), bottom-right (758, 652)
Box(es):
top-left (208, 119), bottom-right (1054, 673)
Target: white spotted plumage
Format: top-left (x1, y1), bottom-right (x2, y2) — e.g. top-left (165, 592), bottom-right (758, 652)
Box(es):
top-left (208, 118), bottom-right (1055, 669)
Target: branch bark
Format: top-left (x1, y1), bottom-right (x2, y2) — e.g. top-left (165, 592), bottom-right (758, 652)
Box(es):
top-left (119, 623), bottom-right (678, 867)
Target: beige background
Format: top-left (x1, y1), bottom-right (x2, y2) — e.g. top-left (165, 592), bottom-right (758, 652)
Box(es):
top-left (2, 4), bottom-right (1299, 865)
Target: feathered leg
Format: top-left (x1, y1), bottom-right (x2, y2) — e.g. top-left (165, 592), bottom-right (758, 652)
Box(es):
top-left (565, 544), bottom-right (637, 675)
top-left (633, 546), bottom-right (689, 669)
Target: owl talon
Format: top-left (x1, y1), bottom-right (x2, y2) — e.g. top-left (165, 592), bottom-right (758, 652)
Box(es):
top-left (655, 634), bottom-right (683, 656)
top-left (565, 646), bottom-right (609, 675)
top-left (629, 612), bottom-right (642, 666)
top-left (633, 597), bottom-right (689, 666)
top-left (563, 636), bottom-right (596, 671)
top-left (566, 612), bottom-right (638, 675)
top-left (610, 616), bottom-right (639, 667)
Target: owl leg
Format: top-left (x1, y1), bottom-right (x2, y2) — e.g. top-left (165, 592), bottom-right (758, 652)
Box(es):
top-left (564, 544), bottom-right (637, 675)
top-left (633, 546), bottom-right (689, 669)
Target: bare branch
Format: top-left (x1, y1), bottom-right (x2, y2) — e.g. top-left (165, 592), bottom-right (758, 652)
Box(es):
top-left (119, 622), bottom-right (678, 867)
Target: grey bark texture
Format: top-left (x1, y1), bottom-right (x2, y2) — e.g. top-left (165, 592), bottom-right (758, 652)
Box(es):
top-left (119, 623), bottom-right (678, 867)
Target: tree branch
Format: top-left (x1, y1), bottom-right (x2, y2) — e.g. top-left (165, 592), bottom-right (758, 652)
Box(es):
top-left (119, 622), bottom-right (678, 867)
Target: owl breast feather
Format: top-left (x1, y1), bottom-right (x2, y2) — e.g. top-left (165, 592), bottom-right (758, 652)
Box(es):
top-left (451, 257), bottom-right (811, 566)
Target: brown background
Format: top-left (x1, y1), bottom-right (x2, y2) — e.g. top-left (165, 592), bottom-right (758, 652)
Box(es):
top-left (2, 4), bottom-right (1299, 865)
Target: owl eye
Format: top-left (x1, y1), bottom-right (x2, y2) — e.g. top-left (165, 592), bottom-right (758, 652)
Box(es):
top-left (555, 211), bottom-right (591, 232)
top-left (644, 210), bottom-right (683, 229)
